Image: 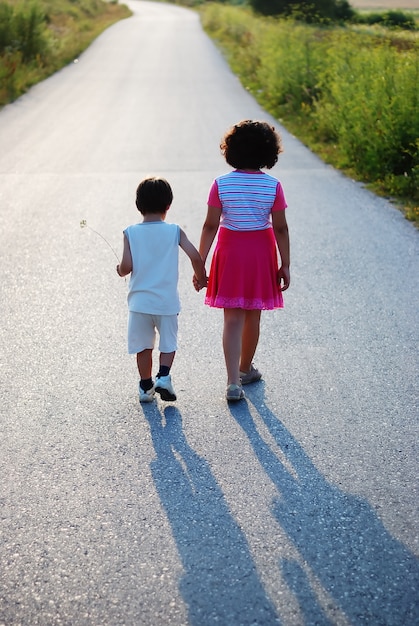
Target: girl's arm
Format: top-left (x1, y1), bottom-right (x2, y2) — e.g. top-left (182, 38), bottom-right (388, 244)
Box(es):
top-left (199, 205), bottom-right (222, 264)
top-left (179, 229), bottom-right (207, 290)
top-left (272, 210), bottom-right (290, 291)
top-left (116, 233), bottom-right (132, 277)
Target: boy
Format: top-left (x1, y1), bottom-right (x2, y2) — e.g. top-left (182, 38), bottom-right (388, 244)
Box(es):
top-left (117, 177), bottom-right (207, 402)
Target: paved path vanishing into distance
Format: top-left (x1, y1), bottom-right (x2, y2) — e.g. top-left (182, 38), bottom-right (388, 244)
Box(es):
top-left (0, 1), bottom-right (418, 624)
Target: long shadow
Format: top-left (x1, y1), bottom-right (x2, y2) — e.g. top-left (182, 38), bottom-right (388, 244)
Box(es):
top-left (142, 403), bottom-right (281, 626)
top-left (228, 384), bottom-right (419, 625)
top-left (280, 557), bottom-right (334, 626)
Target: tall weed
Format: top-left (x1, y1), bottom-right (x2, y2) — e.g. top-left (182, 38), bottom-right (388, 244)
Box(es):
top-left (0, 0), bottom-right (131, 107)
top-left (257, 22), bottom-right (328, 114)
top-left (0, 2), bottom-right (48, 62)
top-left (200, 4), bottom-right (419, 207)
top-left (200, 4), bottom-right (262, 89)
top-left (314, 34), bottom-right (419, 195)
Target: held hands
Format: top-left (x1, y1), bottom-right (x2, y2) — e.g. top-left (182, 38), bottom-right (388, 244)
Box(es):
top-left (278, 266), bottom-right (290, 291)
top-left (193, 273), bottom-right (208, 292)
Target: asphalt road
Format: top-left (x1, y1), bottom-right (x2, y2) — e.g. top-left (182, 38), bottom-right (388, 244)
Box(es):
top-left (0, 1), bottom-right (418, 624)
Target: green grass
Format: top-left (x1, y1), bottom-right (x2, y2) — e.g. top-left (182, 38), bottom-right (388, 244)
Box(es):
top-left (0, 0), bottom-right (132, 106)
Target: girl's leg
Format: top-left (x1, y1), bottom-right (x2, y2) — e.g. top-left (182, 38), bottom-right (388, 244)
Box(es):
top-left (137, 349), bottom-right (152, 380)
top-left (223, 308), bottom-right (246, 385)
top-left (240, 309), bottom-right (261, 373)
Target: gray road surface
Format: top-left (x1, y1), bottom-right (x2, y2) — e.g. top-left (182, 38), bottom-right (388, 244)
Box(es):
top-left (0, 1), bottom-right (418, 624)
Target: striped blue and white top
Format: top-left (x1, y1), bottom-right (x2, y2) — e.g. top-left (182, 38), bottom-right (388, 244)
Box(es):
top-left (208, 170), bottom-right (287, 231)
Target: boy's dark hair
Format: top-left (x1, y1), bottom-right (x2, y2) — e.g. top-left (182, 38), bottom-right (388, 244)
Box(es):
top-left (221, 120), bottom-right (283, 170)
top-left (136, 177), bottom-right (173, 214)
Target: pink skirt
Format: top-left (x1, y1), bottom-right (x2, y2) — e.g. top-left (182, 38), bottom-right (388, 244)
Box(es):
top-left (205, 227), bottom-right (284, 310)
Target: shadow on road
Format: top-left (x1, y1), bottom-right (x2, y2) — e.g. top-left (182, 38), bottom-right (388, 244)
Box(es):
top-left (142, 402), bottom-right (281, 626)
top-left (228, 383), bottom-right (419, 625)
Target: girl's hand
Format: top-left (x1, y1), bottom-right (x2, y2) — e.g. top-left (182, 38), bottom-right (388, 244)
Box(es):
top-left (193, 274), bottom-right (207, 291)
top-left (278, 266), bottom-right (290, 291)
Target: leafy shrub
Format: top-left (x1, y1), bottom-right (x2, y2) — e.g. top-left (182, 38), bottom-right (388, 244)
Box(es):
top-left (249, 0), bottom-right (354, 22)
top-left (0, 3), bottom-right (14, 52)
top-left (313, 34), bottom-right (419, 194)
top-left (0, 2), bottom-right (48, 62)
top-left (383, 11), bottom-right (416, 30)
top-left (201, 5), bottom-right (264, 90)
top-left (0, 0), bottom-right (131, 107)
top-left (257, 22), bottom-right (328, 113)
top-left (200, 3), bottom-right (419, 203)
top-left (353, 10), bottom-right (417, 31)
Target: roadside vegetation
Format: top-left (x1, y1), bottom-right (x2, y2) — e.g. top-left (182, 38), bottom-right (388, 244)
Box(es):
top-left (0, 0), bottom-right (417, 221)
top-left (170, 0), bottom-right (419, 222)
top-left (0, 0), bottom-right (131, 106)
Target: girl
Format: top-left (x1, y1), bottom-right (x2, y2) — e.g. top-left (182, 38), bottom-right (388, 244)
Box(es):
top-left (196, 120), bottom-right (290, 401)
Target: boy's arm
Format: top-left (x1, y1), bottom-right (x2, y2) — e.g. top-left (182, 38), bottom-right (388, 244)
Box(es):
top-left (116, 233), bottom-right (132, 277)
top-left (199, 205), bottom-right (222, 264)
top-left (272, 210), bottom-right (290, 291)
top-left (179, 229), bottom-right (207, 290)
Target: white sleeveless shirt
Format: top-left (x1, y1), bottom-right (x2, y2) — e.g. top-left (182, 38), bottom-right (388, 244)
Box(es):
top-left (124, 222), bottom-right (181, 315)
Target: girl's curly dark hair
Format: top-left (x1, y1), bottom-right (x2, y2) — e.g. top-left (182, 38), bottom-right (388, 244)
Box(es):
top-left (220, 120), bottom-right (283, 170)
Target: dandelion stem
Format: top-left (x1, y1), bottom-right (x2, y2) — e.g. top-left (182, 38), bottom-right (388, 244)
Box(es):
top-left (80, 220), bottom-right (120, 262)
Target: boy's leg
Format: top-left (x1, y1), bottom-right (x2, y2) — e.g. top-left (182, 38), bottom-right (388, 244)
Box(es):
top-left (159, 351), bottom-right (175, 372)
top-left (128, 312), bottom-right (156, 401)
top-left (223, 308), bottom-right (246, 386)
top-left (136, 349), bottom-right (153, 380)
top-left (137, 349), bottom-right (154, 401)
top-left (156, 315), bottom-right (178, 375)
top-left (154, 316), bottom-right (177, 401)
top-left (240, 309), bottom-right (261, 373)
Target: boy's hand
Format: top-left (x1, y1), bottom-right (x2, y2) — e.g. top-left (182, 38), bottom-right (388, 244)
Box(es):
top-left (193, 274), bottom-right (207, 291)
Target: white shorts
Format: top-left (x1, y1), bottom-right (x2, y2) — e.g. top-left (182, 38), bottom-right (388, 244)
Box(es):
top-left (128, 312), bottom-right (178, 354)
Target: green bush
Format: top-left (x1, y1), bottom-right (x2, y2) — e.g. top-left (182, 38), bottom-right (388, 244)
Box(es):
top-left (201, 5), bottom-right (264, 90)
top-left (200, 3), bottom-right (419, 204)
top-left (313, 35), bottom-right (419, 195)
top-left (353, 10), bottom-right (417, 31)
top-left (383, 11), bottom-right (416, 30)
top-left (0, 2), bottom-right (48, 62)
top-left (257, 22), bottom-right (327, 113)
top-left (0, 0), bottom-right (131, 107)
top-left (249, 0), bottom-right (354, 22)
top-left (0, 3), bottom-right (13, 52)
